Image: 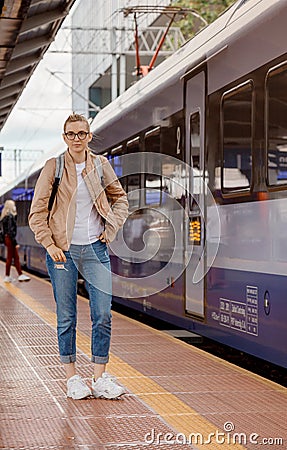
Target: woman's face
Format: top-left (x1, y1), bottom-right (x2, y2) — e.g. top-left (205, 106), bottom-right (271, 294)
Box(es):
top-left (62, 121), bottom-right (92, 155)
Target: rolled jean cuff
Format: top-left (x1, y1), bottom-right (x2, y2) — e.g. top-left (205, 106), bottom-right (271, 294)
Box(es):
top-left (91, 355), bottom-right (109, 364)
top-left (60, 354), bottom-right (76, 364)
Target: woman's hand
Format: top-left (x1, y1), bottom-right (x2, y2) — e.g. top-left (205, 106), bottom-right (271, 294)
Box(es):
top-left (47, 244), bottom-right (66, 262)
top-left (98, 231), bottom-right (109, 244)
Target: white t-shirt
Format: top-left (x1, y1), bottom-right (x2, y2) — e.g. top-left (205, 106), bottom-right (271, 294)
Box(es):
top-left (71, 162), bottom-right (104, 245)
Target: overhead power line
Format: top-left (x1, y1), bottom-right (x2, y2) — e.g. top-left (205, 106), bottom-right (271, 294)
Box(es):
top-left (46, 69), bottom-right (101, 113)
top-left (120, 5), bottom-right (208, 26)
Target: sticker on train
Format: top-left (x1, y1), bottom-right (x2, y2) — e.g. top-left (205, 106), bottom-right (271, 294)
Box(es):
top-left (214, 286), bottom-right (258, 336)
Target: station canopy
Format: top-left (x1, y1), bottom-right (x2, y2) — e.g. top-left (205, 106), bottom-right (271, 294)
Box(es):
top-left (0, 0), bottom-right (76, 131)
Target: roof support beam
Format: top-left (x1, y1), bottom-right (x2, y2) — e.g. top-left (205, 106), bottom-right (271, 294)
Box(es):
top-left (0, 96), bottom-right (16, 109)
top-left (6, 54), bottom-right (40, 75)
top-left (21, 8), bottom-right (66, 33)
top-left (30, 0), bottom-right (52, 6)
top-left (13, 35), bottom-right (52, 58)
top-left (0, 106), bottom-right (13, 116)
top-left (0, 69), bottom-right (30, 88)
top-left (0, 83), bottom-right (24, 99)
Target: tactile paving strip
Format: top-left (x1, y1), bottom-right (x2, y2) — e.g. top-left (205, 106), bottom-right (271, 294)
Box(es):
top-left (70, 416), bottom-right (186, 446)
top-left (0, 282), bottom-right (195, 449)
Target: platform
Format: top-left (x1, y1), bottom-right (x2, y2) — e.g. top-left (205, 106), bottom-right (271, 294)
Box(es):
top-left (0, 263), bottom-right (286, 449)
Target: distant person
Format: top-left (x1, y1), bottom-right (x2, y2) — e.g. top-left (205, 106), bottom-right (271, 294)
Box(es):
top-left (0, 199), bottom-right (30, 282)
top-left (29, 113), bottom-right (129, 400)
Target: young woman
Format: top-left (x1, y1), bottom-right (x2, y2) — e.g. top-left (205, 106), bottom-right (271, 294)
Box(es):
top-left (0, 199), bottom-right (30, 283)
top-left (29, 113), bottom-right (129, 400)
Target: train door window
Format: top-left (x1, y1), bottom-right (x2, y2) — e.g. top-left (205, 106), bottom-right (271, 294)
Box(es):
top-left (144, 128), bottom-right (161, 205)
top-left (191, 112), bottom-right (200, 170)
top-left (221, 81), bottom-right (253, 191)
top-left (266, 63), bottom-right (287, 186)
top-left (190, 112), bottom-right (201, 212)
top-left (160, 113), bottom-right (185, 206)
top-left (162, 158), bottom-right (185, 207)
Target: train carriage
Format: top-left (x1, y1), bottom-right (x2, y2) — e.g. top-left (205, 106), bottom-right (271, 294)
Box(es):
top-left (1, 0), bottom-right (286, 368)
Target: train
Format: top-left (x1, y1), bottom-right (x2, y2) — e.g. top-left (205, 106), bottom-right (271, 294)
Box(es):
top-left (1, 0), bottom-right (287, 369)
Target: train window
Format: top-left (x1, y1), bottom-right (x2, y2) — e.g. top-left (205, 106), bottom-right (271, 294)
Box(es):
top-left (145, 128), bottom-right (160, 153)
top-left (144, 130), bottom-right (161, 205)
top-left (127, 136), bottom-right (140, 150)
top-left (162, 162), bottom-right (185, 206)
top-left (127, 174), bottom-right (140, 210)
top-left (110, 145), bottom-right (122, 155)
top-left (266, 63), bottom-right (287, 186)
top-left (126, 137), bottom-right (141, 209)
top-left (15, 200), bottom-right (30, 227)
top-left (108, 151), bottom-right (127, 190)
top-left (144, 174), bottom-right (161, 205)
top-left (190, 112), bottom-right (202, 203)
top-left (222, 81), bottom-right (253, 191)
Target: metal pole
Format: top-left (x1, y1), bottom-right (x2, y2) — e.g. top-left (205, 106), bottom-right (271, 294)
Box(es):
top-left (47, 69), bottom-right (100, 112)
top-left (18, 148), bottom-right (21, 175)
top-left (134, 13), bottom-right (141, 77)
top-left (0, 147), bottom-right (3, 177)
top-left (148, 13), bottom-right (176, 71)
top-left (14, 149), bottom-right (17, 178)
top-left (120, 28), bottom-right (126, 95)
top-left (111, 26), bottom-right (117, 101)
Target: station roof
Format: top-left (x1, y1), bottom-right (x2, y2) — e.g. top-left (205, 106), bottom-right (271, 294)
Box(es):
top-left (0, 0), bottom-right (76, 131)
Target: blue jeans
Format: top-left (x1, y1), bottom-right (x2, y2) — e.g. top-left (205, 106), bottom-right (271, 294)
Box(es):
top-left (46, 240), bottom-right (112, 364)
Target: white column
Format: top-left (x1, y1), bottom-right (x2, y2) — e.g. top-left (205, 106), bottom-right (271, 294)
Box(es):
top-left (119, 28), bottom-right (126, 95)
top-left (111, 26), bottom-right (117, 101)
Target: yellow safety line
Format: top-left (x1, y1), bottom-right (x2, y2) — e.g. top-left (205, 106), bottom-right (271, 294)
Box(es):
top-left (22, 272), bottom-right (285, 390)
top-left (112, 310), bottom-right (287, 393)
top-left (0, 277), bottom-right (261, 449)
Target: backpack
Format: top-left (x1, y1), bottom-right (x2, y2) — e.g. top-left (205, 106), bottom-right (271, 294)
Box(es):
top-left (48, 153), bottom-right (103, 213)
top-left (0, 219), bottom-right (4, 244)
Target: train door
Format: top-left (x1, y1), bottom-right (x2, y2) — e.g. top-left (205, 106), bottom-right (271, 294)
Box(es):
top-left (184, 71), bottom-right (206, 318)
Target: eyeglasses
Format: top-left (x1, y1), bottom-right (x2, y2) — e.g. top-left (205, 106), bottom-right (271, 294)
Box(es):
top-left (64, 131), bottom-right (89, 140)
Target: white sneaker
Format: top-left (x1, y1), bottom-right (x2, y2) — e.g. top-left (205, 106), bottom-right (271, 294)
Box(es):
top-left (92, 372), bottom-right (125, 399)
top-left (4, 276), bottom-right (12, 283)
top-left (67, 375), bottom-right (92, 400)
top-left (18, 274), bottom-right (30, 282)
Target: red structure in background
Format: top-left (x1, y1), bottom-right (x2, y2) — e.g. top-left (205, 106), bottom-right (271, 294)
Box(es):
top-left (122, 6), bottom-right (207, 78)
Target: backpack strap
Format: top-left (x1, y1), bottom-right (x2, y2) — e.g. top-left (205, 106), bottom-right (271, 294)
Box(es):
top-left (0, 218), bottom-right (4, 244)
top-left (47, 153), bottom-right (103, 215)
top-left (48, 154), bottom-right (64, 212)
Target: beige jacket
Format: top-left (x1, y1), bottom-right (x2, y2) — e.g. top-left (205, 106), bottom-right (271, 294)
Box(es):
top-left (29, 150), bottom-right (129, 250)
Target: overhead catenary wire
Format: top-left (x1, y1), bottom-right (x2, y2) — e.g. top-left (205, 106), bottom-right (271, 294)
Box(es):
top-left (46, 69), bottom-right (101, 112)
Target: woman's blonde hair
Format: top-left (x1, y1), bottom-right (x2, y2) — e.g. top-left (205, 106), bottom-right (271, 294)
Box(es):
top-left (63, 113), bottom-right (90, 132)
top-left (0, 199), bottom-right (17, 220)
